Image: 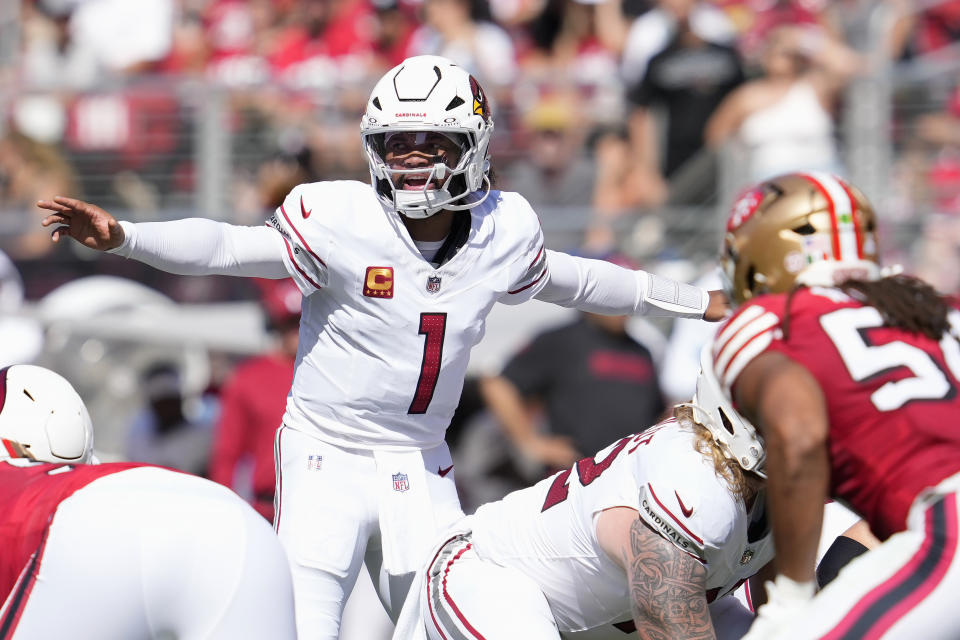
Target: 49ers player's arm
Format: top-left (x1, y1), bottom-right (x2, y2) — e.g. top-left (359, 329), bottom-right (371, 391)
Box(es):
top-left (597, 507), bottom-right (716, 640)
top-left (734, 351), bottom-right (829, 585)
top-left (535, 250), bottom-right (728, 321)
top-left (39, 196), bottom-right (289, 278)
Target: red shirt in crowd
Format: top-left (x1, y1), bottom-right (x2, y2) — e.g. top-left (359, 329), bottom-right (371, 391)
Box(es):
top-left (209, 352), bottom-right (295, 522)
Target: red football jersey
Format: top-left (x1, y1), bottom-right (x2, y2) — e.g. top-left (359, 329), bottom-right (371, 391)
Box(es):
top-left (0, 461), bottom-right (148, 600)
top-left (713, 286), bottom-right (960, 539)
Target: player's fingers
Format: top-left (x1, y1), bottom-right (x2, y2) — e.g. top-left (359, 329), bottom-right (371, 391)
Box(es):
top-left (50, 226), bottom-right (69, 243)
top-left (40, 214), bottom-right (69, 228)
top-left (51, 196), bottom-right (100, 214)
top-left (36, 199), bottom-right (73, 214)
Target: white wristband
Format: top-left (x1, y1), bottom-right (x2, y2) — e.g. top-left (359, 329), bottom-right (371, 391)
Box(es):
top-left (640, 272), bottom-right (709, 319)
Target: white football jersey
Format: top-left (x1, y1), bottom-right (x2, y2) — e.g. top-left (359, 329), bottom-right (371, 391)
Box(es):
top-left (468, 419), bottom-right (774, 635)
top-left (266, 181), bottom-right (548, 449)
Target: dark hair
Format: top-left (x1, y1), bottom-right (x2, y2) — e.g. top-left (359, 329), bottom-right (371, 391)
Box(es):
top-left (783, 275), bottom-right (953, 341)
top-left (839, 275), bottom-right (952, 340)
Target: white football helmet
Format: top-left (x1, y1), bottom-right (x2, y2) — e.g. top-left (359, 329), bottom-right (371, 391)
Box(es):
top-left (0, 365), bottom-right (94, 464)
top-left (360, 55), bottom-right (494, 218)
top-left (687, 346), bottom-right (766, 477)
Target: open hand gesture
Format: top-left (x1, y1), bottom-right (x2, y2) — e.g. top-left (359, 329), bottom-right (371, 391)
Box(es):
top-left (37, 196), bottom-right (125, 251)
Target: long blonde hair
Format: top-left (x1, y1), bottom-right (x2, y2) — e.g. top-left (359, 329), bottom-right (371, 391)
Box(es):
top-left (674, 405), bottom-right (764, 506)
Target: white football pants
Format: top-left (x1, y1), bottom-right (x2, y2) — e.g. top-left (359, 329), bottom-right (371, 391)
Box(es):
top-left (274, 425), bottom-right (464, 639)
top-left (0, 467), bottom-right (296, 639)
top-left (762, 475), bottom-right (960, 639)
top-left (419, 533), bottom-right (756, 640)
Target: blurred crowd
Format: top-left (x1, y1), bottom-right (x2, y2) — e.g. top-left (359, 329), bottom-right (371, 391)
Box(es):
top-left (1, 0), bottom-right (960, 523)
top-left (0, 1), bottom-right (956, 268)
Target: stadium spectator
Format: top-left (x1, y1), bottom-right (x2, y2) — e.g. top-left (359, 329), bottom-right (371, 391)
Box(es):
top-left (406, 0), bottom-right (518, 86)
top-left (711, 172), bottom-right (960, 638)
top-left (370, 0), bottom-right (419, 70)
top-left (209, 278), bottom-right (301, 522)
top-left (624, 0), bottom-right (745, 207)
top-left (0, 131), bottom-right (78, 260)
top-left (125, 361), bottom-right (217, 477)
top-left (705, 21), bottom-right (861, 185)
top-left (500, 93), bottom-right (597, 209)
top-left (38, 55), bottom-right (728, 639)
top-left (904, 0), bottom-right (960, 59)
top-left (913, 84), bottom-right (960, 295)
top-left (0, 364), bottom-right (296, 639)
top-left (266, 0), bottom-right (380, 89)
top-left (515, 0), bottom-right (623, 90)
top-left (394, 363), bottom-right (770, 639)
top-left (619, 0), bottom-right (737, 87)
top-left (20, 0), bottom-right (174, 89)
top-left (480, 258), bottom-right (666, 473)
top-left (156, 4), bottom-right (210, 76)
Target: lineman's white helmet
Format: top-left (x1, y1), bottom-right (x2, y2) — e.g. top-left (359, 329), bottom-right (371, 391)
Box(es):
top-left (0, 365), bottom-right (94, 464)
top-left (360, 55), bottom-right (494, 218)
top-left (690, 346), bottom-right (766, 477)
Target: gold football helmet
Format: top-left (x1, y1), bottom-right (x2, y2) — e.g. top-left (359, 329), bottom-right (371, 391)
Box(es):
top-left (721, 172), bottom-right (881, 305)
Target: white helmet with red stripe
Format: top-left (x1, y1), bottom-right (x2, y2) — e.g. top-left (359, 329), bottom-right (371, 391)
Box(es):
top-left (721, 171), bottom-right (881, 305)
top-left (0, 365), bottom-right (94, 464)
top-left (360, 55), bottom-right (494, 219)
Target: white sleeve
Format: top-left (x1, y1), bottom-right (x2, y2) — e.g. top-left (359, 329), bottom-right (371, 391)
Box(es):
top-left (107, 219), bottom-right (289, 279)
top-left (535, 250), bottom-right (709, 319)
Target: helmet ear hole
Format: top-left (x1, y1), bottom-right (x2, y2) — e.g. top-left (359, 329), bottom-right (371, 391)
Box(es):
top-left (792, 222), bottom-right (817, 235)
top-left (0, 365), bottom-right (94, 464)
top-left (693, 346), bottom-right (766, 476)
top-left (718, 408), bottom-right (735, 435)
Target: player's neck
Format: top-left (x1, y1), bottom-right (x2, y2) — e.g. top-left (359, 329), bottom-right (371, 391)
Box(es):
top-left (402, 210), bottom-right (454, 242)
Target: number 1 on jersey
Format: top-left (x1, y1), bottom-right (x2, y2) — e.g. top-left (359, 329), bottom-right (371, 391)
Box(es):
top-left (409, 313), bottom-right (447, 414)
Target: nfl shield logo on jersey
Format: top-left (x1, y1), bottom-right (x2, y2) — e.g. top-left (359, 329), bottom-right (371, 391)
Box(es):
top-left (426, 275), bottom-right (442, 294)
top-left (392, 472), bottom-right (410, 492)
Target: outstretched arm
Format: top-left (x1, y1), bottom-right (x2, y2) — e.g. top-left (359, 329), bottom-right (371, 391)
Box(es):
top-left (39, 196), bottom-right (289, 279)
top-left (536, 250), bottom-right (729, 321)
top-left (597, 507), bottom-right (715, 640)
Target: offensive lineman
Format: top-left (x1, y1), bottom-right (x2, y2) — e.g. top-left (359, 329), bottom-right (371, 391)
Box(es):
top-left (0, 364), bottom-right (296, 639)
top-left (37, 55), bottom-right (728, 639)
top-left (393, 359), bottom-right (772, 640)
top-left (710, 172), bottom-right (960, 638)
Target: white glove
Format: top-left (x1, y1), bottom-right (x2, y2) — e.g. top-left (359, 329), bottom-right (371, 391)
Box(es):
top-left (742, 574), bottom-right (815, 640)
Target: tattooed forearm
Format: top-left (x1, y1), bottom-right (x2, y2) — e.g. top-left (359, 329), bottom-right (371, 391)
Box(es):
top-left (627, 519), bottom-right (716, 640)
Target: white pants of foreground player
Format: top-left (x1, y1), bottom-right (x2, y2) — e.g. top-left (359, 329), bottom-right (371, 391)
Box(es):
top-left (0, 467), bottom-right (296, 640)
top-left (274, 425), bottom-right (464, 639)
top-left (415, 533), bottom-right (754, 640)
top-left (762, 474), bottom-right (960, 639)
